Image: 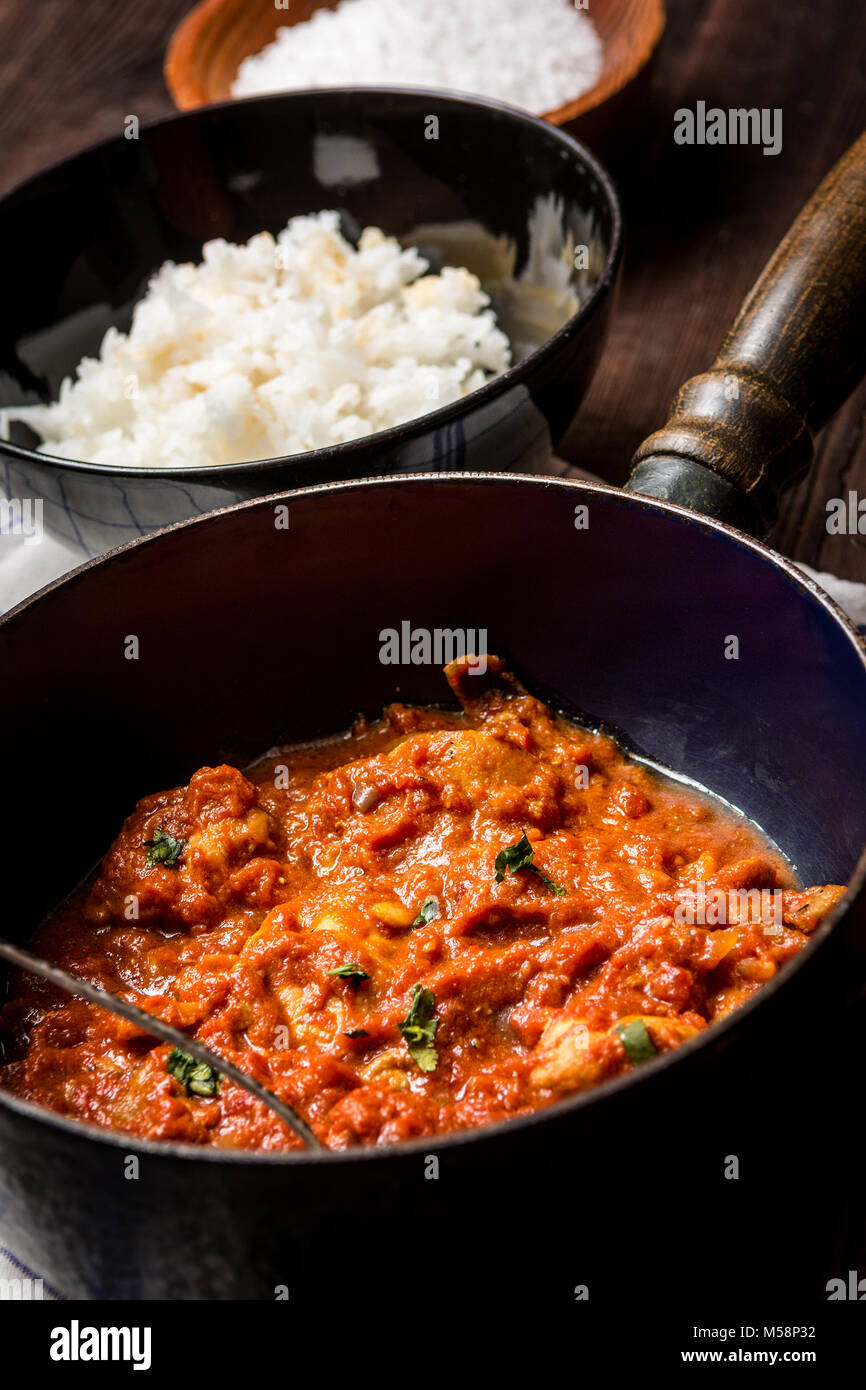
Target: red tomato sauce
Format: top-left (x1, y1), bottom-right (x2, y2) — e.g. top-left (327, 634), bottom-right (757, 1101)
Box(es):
top-left (0, 659), bottom-right (844, 1150)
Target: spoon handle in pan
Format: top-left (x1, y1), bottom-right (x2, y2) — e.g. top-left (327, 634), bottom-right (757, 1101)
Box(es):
top-left (0, 937), bottom-right (323, 1150)
top-left (627, 128), bottom-right (866, 536)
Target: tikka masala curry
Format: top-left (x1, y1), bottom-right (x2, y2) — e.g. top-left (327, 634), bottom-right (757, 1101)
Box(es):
top-left (0, 658), bottom-right (844, 1149)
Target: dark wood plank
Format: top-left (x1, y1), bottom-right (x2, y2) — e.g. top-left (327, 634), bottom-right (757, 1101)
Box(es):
top-left (0, 0), bottom-right (189, 187)
top-left (562, 0), bottom-right (866, 579)
top-left (1, 0), bottom-right (864, 578)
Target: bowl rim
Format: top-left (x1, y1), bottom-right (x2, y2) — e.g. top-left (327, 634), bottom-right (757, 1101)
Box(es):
top-left (546, 0), bottom-right (667, 125)
top-left (0, 86), bottom-right (623, 482)
top-left (2, 469), bottom-right (864, 1167)
top-left (163, 0), bottom-right (667, 126)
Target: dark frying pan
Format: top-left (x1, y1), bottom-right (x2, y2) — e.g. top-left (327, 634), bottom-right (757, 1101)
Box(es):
top-left (1, 135), bottom-right (865, 1306)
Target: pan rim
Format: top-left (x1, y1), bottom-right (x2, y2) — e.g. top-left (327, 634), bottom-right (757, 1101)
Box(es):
top-left (1, 469), bottom-right (864, 1166)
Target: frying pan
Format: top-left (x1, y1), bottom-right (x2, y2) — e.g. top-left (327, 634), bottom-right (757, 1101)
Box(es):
top-left (1, 134), bottom-right (865, 1306)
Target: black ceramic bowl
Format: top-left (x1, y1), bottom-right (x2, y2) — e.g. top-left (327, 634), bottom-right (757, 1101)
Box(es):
top-left (1, 474), bottom-right (865, 1304)
top-left (0, 88), bottom-right (621, 557)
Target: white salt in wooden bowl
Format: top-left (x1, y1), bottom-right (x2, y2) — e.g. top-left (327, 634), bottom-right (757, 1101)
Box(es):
top-left (165, 0), bottom-right (665, 127)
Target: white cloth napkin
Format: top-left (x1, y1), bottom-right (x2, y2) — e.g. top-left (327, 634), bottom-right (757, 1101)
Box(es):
top-left (0, 1243), bottom-right (60, 1300)
top-left (0, 529), bottom-right (85, 613)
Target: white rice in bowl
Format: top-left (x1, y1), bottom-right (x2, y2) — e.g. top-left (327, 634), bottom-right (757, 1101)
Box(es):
top-left (1, 211), bottom-right (512, 470)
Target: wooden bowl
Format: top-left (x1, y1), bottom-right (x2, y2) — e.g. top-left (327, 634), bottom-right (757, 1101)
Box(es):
top-left (165, 0), bottom-right (665, 125)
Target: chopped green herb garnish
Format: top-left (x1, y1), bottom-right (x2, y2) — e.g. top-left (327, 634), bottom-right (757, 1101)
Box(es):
top-left (166, 1047), bottom-right (219, 1097)
top-left (344, 1028), bottom-right (370, 1039)
top-left (537, 871), bottom-right (566, 897)
top-left (328, 963), bottom-right (370, 989)
top-left (398, 984), bottom-right (439, 1073)
top-left (144, 827), bottom-right (186, 868)
top-left (494, 831), bottom-right (535, 881)
top-left (494, 831), bottom-right (565, 895)
top-left (615, 1020), bottom-right (657, 1066)
top-left (412, 897), bottom-right (440, 927)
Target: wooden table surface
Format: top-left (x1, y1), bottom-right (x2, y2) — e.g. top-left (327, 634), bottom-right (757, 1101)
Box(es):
top-left (1, 0), bottom-right (865, 579)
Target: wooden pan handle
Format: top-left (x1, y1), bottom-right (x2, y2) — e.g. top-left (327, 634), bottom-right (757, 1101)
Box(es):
top-left (627, 129), bottom-right (866, 536)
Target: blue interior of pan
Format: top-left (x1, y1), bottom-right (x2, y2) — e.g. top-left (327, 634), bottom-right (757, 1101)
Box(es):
top-left (0, 475), bottom-right (864, 941)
